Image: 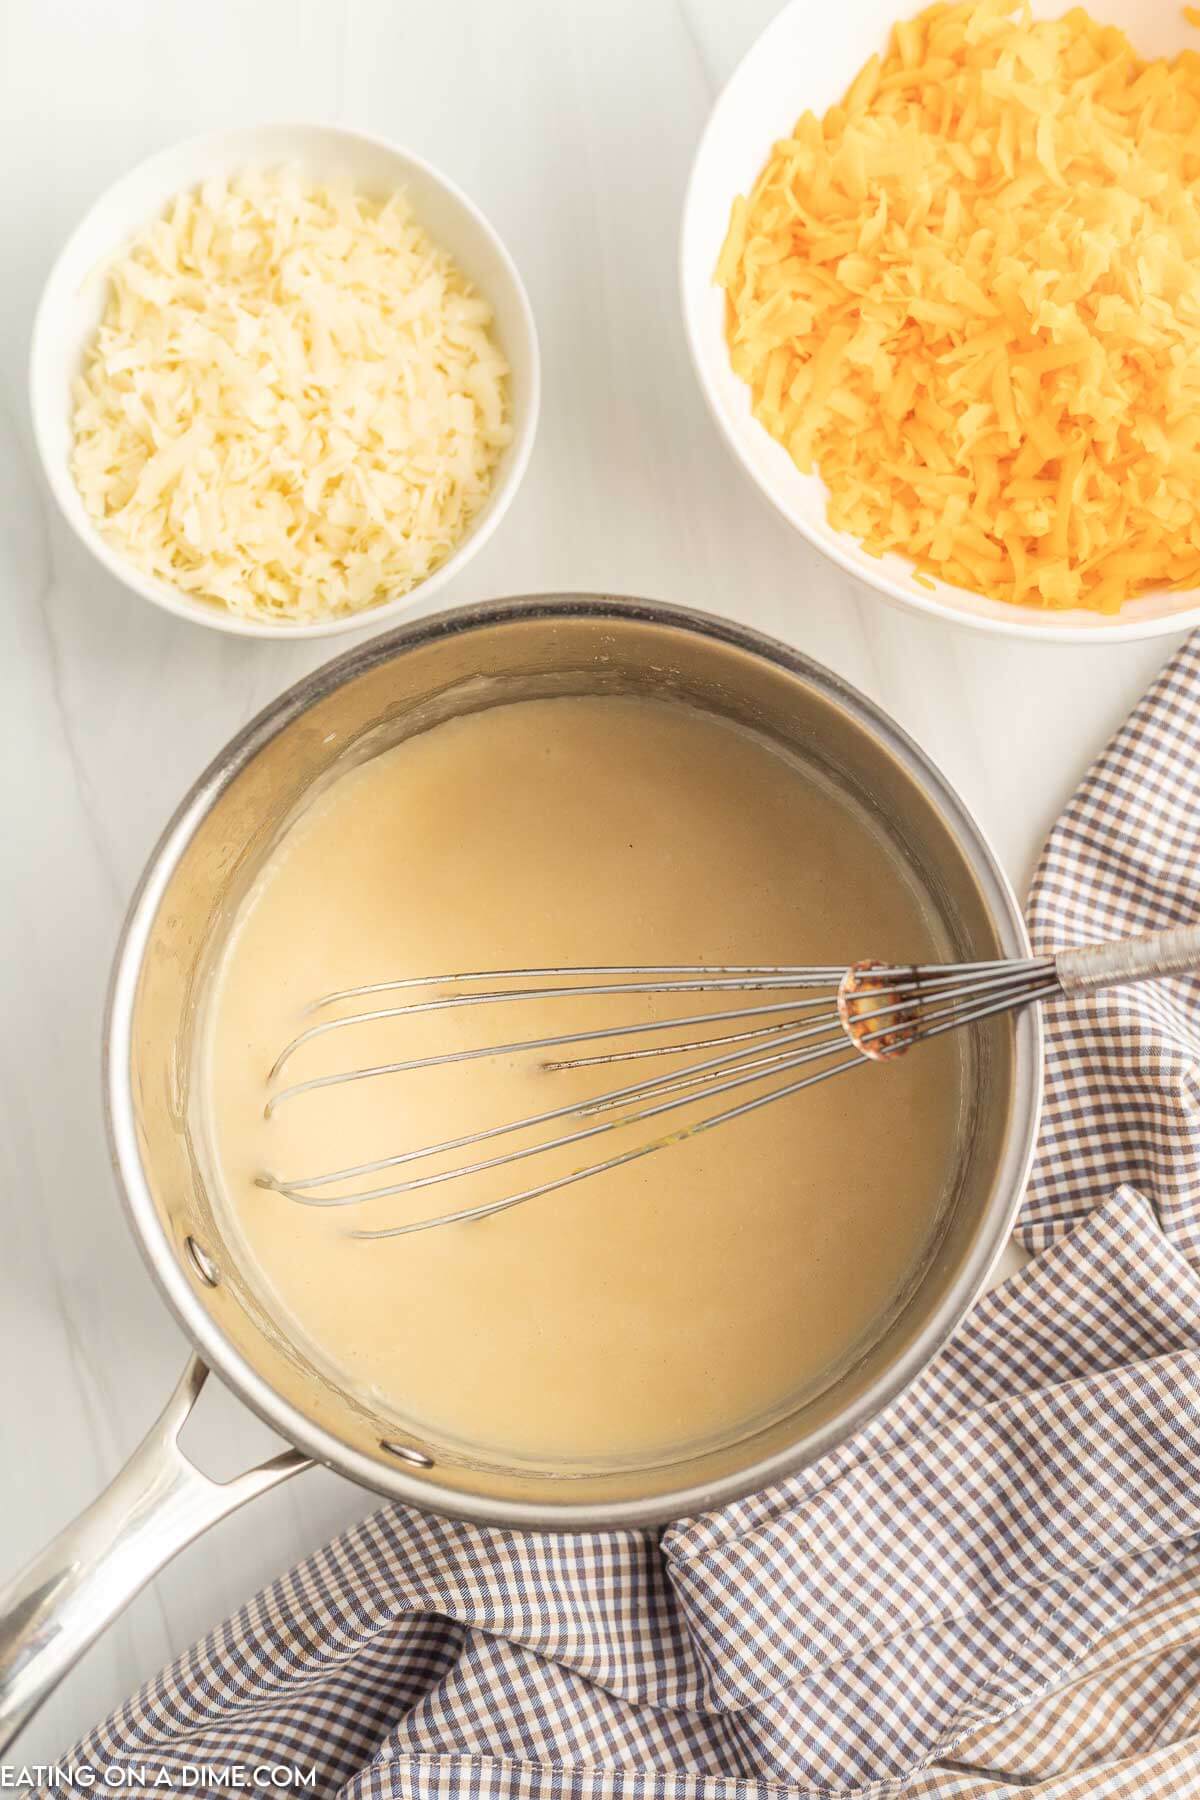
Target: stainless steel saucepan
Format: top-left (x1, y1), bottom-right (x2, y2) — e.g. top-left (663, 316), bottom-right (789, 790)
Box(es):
top-left (0, 596), bottom-right (1042, 1748)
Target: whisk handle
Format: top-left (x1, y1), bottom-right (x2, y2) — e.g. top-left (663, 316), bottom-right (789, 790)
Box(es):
top-left (1055, 925), bottom-right (1200, 996)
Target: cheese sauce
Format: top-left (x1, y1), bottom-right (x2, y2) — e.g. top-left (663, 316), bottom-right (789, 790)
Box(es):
top-left (202, 696), bottom-right (964, 1467)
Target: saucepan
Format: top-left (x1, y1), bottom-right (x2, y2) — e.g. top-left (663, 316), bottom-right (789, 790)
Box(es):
top-left (0, 595), bottom-right (1042, 1748)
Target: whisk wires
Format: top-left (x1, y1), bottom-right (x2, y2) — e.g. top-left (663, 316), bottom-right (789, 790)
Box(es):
top-left (257, 957), bottom-right (1058, 1236)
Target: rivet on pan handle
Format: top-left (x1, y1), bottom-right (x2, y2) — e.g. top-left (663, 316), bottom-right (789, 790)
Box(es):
top-left (0, 1355), bottom-right (311, 1754)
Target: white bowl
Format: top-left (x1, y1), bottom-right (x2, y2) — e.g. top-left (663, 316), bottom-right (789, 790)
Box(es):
top-left (31, 122), bottom-right (540, 639)
top-left (681, 0), bottom-right (1200, 643)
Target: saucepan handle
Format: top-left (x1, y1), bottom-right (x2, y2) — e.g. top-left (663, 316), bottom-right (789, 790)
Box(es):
top-left (0, 1354), bottom-right (311, 1754)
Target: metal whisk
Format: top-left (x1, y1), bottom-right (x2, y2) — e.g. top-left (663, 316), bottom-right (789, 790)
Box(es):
top-left (257, 924), bottom-right (1200, 1238)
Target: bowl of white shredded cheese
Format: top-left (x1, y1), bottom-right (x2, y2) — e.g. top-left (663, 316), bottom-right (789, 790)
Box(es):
top-left (31, 123), bottom-right (540, 636)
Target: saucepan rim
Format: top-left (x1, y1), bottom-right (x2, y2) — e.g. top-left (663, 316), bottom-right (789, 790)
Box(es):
top-left (103, 593), bottom-right (1043, 1530)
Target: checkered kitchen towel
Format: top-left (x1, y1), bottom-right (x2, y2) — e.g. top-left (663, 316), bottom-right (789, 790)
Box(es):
top-left (48, 635), bottom-right (1200, 1800)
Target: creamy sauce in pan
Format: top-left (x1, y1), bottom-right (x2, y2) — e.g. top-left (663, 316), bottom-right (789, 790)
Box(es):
top-left (202, 696), bottom-right (964, 1466)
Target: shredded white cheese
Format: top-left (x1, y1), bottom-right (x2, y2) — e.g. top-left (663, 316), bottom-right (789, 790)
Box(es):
top-left (71, 168), bottom-right (512, 621)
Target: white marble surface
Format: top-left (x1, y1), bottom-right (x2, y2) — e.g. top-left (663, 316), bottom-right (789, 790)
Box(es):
top-left (0, 0), bottom-right (1188, 1765)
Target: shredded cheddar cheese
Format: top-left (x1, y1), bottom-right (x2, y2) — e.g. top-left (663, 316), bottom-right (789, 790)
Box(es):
top-left (72, 169), bottom-right (510, 622)
top-left (717, 1), bottom-right (1200, 612)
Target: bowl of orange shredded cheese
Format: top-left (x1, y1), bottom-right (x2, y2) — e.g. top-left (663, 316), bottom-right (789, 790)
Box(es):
top-left (682, 0), bottom-right (1200, 638)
